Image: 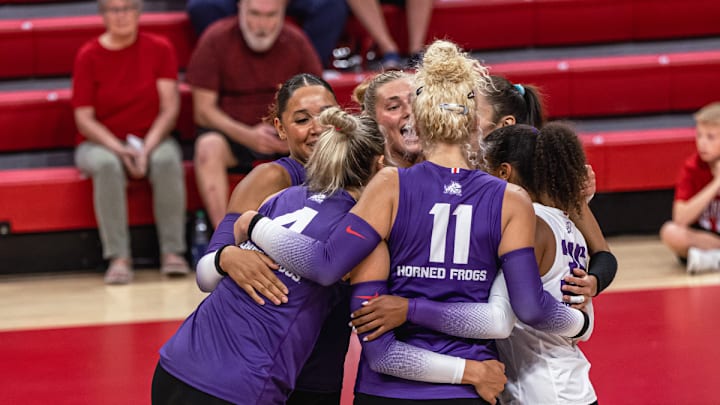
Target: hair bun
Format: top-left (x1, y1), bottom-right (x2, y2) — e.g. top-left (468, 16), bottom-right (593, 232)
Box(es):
top-left (319, 107), bottom-right (358, 135)
top-left (421, 40), bottom-right (472, 84)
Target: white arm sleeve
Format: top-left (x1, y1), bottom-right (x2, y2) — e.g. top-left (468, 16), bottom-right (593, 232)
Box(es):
top-left (367, 339), bottom-right (466, 384)
top-left (196, 251), bottom-right (223, 292)
top-left (408, 272), bottom-right (517, 339)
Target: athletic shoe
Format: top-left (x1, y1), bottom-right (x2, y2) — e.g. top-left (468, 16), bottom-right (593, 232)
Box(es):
top-left (686, 247), bottom-right (720, 274)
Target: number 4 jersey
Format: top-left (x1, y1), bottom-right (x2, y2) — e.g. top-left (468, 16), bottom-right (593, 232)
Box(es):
top-left (159, 186), bottom-right (355, 404)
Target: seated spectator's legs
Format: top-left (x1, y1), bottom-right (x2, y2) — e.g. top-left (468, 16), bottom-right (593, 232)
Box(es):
top-left (346, 0), bottom-right (399, 58)
top-left (287, 0), bottom-right (349, 68)
top-left (75, 142), bottom-right (131, 260)
top-left (187, 0), bottom-right (237, 35)
top-left (194, 131), bottom-right (237, 228)
top-left (406, 0), bottom-right (432, 56)
top-left (148, 138), bottom-right (187, 258)
top-left (660, 221), bottom-right (720, 258)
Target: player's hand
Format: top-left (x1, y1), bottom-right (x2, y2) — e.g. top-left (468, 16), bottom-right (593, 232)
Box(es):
top-left (234, 210), bottom-right (259, 243)
top-left (221, 246), bottom-right (288, 305)
top-left (562, 267), bottom-right (596, 309)
top-left (350, 295), bottom-right (408, 341)
top-left (582, 164), bottom-right (596, 202)
top-left (463, 359), bottom-right (506, 404)
top-left (250, 123), bottom-right (289, 155)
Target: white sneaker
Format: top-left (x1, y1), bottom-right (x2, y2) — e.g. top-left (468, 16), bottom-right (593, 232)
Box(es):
top-left (686, 247), bottom-right (720, 274)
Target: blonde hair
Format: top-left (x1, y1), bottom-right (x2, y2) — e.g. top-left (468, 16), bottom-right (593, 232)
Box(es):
top-left (413, 40), bottom-right (492, 147)
top-left (353, 70), bottom-right (411, 119)
top-left (305, 107), bottom-right (385, 195)
top-left (694, 102), bottom-right (720, 126)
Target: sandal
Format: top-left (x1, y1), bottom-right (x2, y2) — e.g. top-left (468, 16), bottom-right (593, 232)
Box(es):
top-left (104, 259), bottom-right (134, 285)
top-left (161, 254), bottom-right (191, 277)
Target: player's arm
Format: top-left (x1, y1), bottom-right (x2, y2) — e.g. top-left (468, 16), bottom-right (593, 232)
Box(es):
top-left (195, 163), bottom-right (291, 302)
top-left (351, 272), bottom-right (516, 341)
top-left (566, 202), bottom-right (617, 299)
top-left (238, 168), bottom-right (398, 286)
top-left (498, 185), bottom-right (589, 338)
top-left (673, 162), bottom-right (720, 226)
top-left (349, 244), bottom-right (506, 404)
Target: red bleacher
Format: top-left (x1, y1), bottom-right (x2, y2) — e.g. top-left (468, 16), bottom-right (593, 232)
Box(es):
top-left (580, 128), bottom-right (695, 193)
top-left (2, 0), bottom-right (720, 79)
top-left (1, 50), bottom-right (717, 154)
top-left (0, 13), bottom-right (195, 78)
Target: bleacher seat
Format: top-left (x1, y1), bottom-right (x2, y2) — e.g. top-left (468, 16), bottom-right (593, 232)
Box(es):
top-left (0, 13), bottom-right (194, 79)
top-left (0, 163), bottom-right (243, 234)
top-left (2, 49), bottom-right (717, 154)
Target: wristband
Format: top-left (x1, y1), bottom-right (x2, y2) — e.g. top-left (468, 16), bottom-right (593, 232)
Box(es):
top-left (247, 213), bottom-right (266, 242)
top-left (588, 251), bottom-right (618, 296)
top-left (214, 244), bottom-right (232, 277)
top-left (571, 310), bottom-right (590, 339)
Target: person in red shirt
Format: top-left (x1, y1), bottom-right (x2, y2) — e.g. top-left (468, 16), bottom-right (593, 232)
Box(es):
top-left (187, 0), bottom-right (323, 228)
top-left (661, 102), bottom-right (720, 273)
top-left (73, 0), bottom-right (190, 284)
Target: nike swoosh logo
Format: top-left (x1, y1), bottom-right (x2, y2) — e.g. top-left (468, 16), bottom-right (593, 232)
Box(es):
top-left (355, 292), bottom-right (379, 300)
top-left (345, 225), bottom-right (366, 239)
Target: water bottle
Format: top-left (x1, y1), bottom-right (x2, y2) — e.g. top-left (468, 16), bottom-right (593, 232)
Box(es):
top-left (191, 210), bottom-right (210, 267)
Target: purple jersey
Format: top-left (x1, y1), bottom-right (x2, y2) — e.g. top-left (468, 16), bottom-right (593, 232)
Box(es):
top-left (355, 161), bottom-right (507, 400)
top-left (273, 156), bottom-right (352, 395)
top-left (274, 156), bottom-right (306, 186)
top-left (160, 187), bottom-right (355, 404)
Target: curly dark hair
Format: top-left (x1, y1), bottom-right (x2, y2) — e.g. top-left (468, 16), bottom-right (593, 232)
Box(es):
top-left (483, 122), bottom-right (587, 216)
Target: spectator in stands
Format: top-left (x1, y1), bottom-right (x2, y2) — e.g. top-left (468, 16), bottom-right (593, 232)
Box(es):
top-left (346, 0), bottom-right (433, 70)
top-left (660, 102), bottom-right (720, 274)
top-left (188, 0), bottom-right (322, 228)
top-left (72, 0), bottom-right (189, 284)
top-left (352, 70), bottom-right (422, 167)
top-left (186, 0), bottom-right (347, 68)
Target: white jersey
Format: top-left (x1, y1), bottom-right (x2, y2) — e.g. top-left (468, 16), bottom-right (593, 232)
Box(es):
top-left (497, 203), bottom-right (596, 405)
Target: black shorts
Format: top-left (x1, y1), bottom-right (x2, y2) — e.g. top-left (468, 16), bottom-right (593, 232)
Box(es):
top-left (151, 362), bottom-right (232, 405)
top-left (195, 127), bottom-right (285, 174)
top-left (288, 390), bottom-right (341, 405)
top-left (354, 393), bottom-right (491, 405)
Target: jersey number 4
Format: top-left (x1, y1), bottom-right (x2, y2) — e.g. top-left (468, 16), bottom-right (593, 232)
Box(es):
top-left (429, 203), bottom-right (472, 265)
top-left (271, 206), bottom-right (319, 233)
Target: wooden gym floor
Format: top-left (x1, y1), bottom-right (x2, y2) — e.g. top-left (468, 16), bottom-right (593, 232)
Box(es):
top-left (1, 235), bottom-right (718, 404)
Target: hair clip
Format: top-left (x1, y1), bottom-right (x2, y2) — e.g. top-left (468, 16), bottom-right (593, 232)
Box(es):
top-left (467, 90), bottom-right (475, 99)
top-left (416, 86), bottom-right (424, 96)
top-left (513, 84), bottom-right (525, 96)
top-left (439, 103), bottom-right (469, 115)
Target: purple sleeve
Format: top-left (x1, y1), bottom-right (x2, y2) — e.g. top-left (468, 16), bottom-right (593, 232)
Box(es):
top-left (406, 273), bottom-right (515, 339)
top-left (206, 213), bottom-right (240, 253)
top-left (501, 247), bottom-right (589, 338)
top-left (351, 281), bottom-right (465, 384)
top-left (250, 213), bottom-right (381, 286)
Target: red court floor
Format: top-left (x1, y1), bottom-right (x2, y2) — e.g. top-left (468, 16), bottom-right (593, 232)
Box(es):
top-left (2, 284), bottom-right (718, 404)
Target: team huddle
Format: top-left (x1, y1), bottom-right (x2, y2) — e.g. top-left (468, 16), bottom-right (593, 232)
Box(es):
top-left (151, 40), bottom-right (618, 405)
